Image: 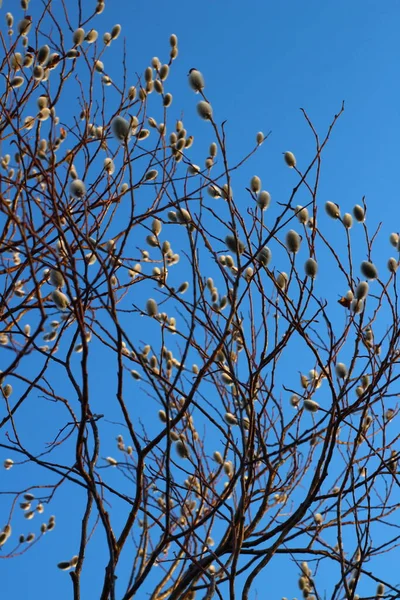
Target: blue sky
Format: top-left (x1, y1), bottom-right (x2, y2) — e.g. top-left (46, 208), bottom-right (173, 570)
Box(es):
top-left (2, 0), bottom-right (400, 598)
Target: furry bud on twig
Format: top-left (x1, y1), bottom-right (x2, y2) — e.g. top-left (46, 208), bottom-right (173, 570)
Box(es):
top-left (353, 204), bottom-right (365, 222)
top-left (250, 176), bottom-right (261, 193)
top-left (355, 281), bottom-right (369, 300)
top-left (197, 101), bottom-right (213, 120)
top-left (284, 151), bottom-right (296, 168)
top-left (51, 290), bottom-right (69, 311)
top-left (304, 399), bottom-right (319, 413)
top-left (257, 190), bottom-right (271, 210)
top-left (335, 363), bottom-right (347, 378)
top-left (188, 68), bottom-right (205, 92)
top-left (325, 201), bottom-right (340, 219)
top-left (146, 298), bottom-right (158, 317)
top-left (70, 179), bottom-right (86, 198)
top-left (342, 213), bottom-right (353, 228)
top-left (285, 230), bottom-right (301, 254)
top-left (360, 261), bottom-right (378, 280)
top-left (111, 116), bottom-right (131, 142)
top-left (304, 258), bottom-right (318, 279)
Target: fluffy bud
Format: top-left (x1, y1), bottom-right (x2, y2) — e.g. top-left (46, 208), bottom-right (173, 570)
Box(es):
top-left (388, 257), bottom-right (398, 273)
top-left (257, 190), bottom-right (271, 210)
top-left (335, 363), bottom-right (347, 378)
top-left (224, 412), bottom-right (238, 426)
top-left (284, 151), bottom-right (296, 168)
top-left (197, 101), bottom-right (213, 120)
top-left (188, 68), bottom-right (205, 92)
top-left (250, 176), bottom-right (261, 193)
top-left (256, 131), bottom-right (264, 144)
top-left (360, 261), bottom-right (378, 280)
top-left (389, 233), bottom-right (399, 247)
top-left (225, 235), bottom-right (244, 255)
top-left (342, 213), bottom-right (353, 228)
top-left (176, 440), bottom-right (190, 459)
top-left (111, 24), bottom-right (121, 40)
top-left (146, 298), bottom-right (158, 317)
top-left (70, 179), bottom-right (86, 198)
top-left (353, 204), bottom-right (365, 222)
top-left (72, 28), bottom-right (85, 45)
top-left (276, 272), bottom-right (288, 290)
top-left (296, 205), bottom-right (309, 224)
top-left (355, 281), bottom-right (369, 300)
top-left (304, 258), bottom-right (317, 279)
top-left (304, 399), bottom-right (319, 413)
top-left (257, 246), bottom-right (272, 267)
top-left (111, 116), bottom-right (131, 142)
top-left (325, 201), bottom-right (340, 219)
top-left (51, 290), bottom-right (69, 311)
top-left (285, 230), bottom-right (301, 253)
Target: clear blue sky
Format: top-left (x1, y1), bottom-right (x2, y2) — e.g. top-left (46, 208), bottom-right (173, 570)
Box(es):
top-left (2, 0), bottom-right (400, 598)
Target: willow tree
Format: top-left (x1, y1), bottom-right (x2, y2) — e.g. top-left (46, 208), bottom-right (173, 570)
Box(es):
top-left (1, 2), bottom-right (400, 600)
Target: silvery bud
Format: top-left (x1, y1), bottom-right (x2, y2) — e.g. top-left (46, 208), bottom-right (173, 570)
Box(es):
top-left (284, 151), bottom-right (296, 167)
top-left (257, 190), bottom-right (271, 210)
top-left (111, 116), bottom-right (131, 142)
top-left (188, 68), bottom-right (205, 92)
top-left (197, 101), bottom-right (213, 120)
top-left (353, 204), bottom-right (365, 222)
top-left (325, 201), bottom-right (340, 219)
top-left (285, 230), bottom-right (301, 253)
top-left (360, 261), bottom-right (378, 280)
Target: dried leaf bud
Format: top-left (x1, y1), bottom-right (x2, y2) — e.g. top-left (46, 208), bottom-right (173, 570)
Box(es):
top-left (335, 363), bottom-right (347, 378)
top-left (70, 179), bottom-right (86, 197)
top-left (176, 440), bottom-right (190, 459)
top-left (85, 29), bottom-right (98, 43)
top-left (146, 298), bottom-right (158, 317)
top-left (145, 169), bottom-right (158, 181)
top-left (389, 232), bottom-right (399, 247)
top-left (304, 258), bottom-right (318, 279)
top-left (355, 281), bottom-right (369, 300)
top-left (159, 64), bottom-right (169, 80)
top-left (51, 290), bottom-right (69, 311)
top-left (257, 246), bottom-right (272, 266)
top-left (111, 24), bottom-right (121, 39)
top-left (49, 269), bottom-right (65, 289)
top-left (325, 201), bottom-right (340, 219)
top-left (388, 257), bottom-right (398, 273)
top-left (250, 176), bottom-right (261, 193)
top-left (256, 131), bottom-right (264, 144)
top-left (197, 101), bottom-right (213, 120)
top-left (10, 76), bottom-right (24, 88)
top-left (284, 151), bottom-right (296, 167)
top-left (212, 450), bottom-right (223, 465)
top-left (276, 271), bottom-right (288, 290)
top-left (285, 229), bottom-right (301, 253)
top-left (257, 190), bottom-right (271, 210)
top-left (224, 412), bottom-right (238, 426)
top-left (342, 212), bottom-right (353, 228)
top-left (304, 399), bottom-right (319, 413)
top-left (188, 68), bottom-right (205, 92)
top-left (4, 458), bottom-right (14, 469)
top-left (353, 204), bottom-right (365, 222)
top-left (111, 116), bottom-right (131, 142)
top-left (360, 261), bottom-right (378, 280)
top-left (225, 235), bottom-right (244, 255)
top-left (72, 28), bottom-right (85, 45)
